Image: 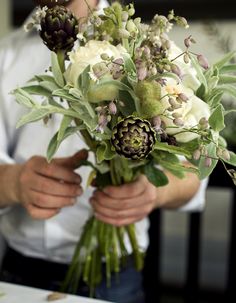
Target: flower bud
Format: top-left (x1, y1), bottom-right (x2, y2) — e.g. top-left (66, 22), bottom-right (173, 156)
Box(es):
top-left (177, 17), bottom-right (189, 28)
top-left (118, 29), bottom-right (130, 39)
top-left (184, 36), bottom-right (192, 48)
top-left (128, 7), bottom-right (135, 16)
top-left (199, 117), bottom-right (209, 129)
top-left (108, 101), bottom-right (117, 115)
top-left (100, 53), bottom-right (110, 61)
top-left (173, 118), bottom-right (184, 127)
top-left (171, 64), bottom-right (182, 78)
top-left (184, 53), bottom-right (190, 64)
top-left (137, 66), bottom-right (148, 81)
top-left (172, 112), bottom-right (182, 119)
top-left (204, 157), bottom-right (212, 167)
top-left (178, 93), bottom-right (189, 102)
top-left (193, 149), bottom-right (201, 161)
top-left (122, 11), bottom-right (129, 22)
top-left (126, 20), bottom-right (138, 34)
top-left (197, 54), bottom-right (209, 70)
top-left (152, 116), bottom-right (162, 129)
top-left (222, 149), bottom-right (230, 161)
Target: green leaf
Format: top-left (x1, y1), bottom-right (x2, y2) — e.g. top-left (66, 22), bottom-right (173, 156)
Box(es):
top-left (208, 104), bottom-right (225, 131)
top-left (219, 75), bottom-right (236, 85)
top-left (196, 83), bottom-right (206, 99)
top-left (143, 162), bottom-right (169, 187)
top-left (20, 85), bottom-right (51, 97)
top-left (47, 126), bottom-right (84, 161)
top-left (206, 89), bottom-right (223, 107)
top-left (14, 88), bottom-right (37, 107)
top-left (16, 108), bottom-right (52, 128)
top-left (51, 52), bottom-right (65, 87)
top-left (78, 65), bottom-right (91, 95)
top-left (190, 54), bottom-right (208, 91)
top-left (40, 81), bottom-right (61, 92)
top-left (96, 141), bottom-right (116, 163)
top-left (53, 89), bottom-right (79, 102)
top-left (220, 64), bottom-right (236, 74)
top-left (213, 51), bottom-right (236, 70)
top-left (122, 52), bottom-right (137, 84)
top-left (198, 143), bottom-right (218, 179)
top-left (154, 141), bottom-right (192, 158)
top-left (57, 116), bottom-right (73, 142)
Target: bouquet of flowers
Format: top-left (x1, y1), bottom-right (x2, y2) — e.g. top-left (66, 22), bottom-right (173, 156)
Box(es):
top-left (14, 0), bottom-right (236, 296)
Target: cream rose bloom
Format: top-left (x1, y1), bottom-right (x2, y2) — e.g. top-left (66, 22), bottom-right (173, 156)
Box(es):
top-left (65, 40), bottom-right (126, 102)
top-left (160, 78), bottom-right (210, 143)
top-left (168, 41), bottom-right (201, 91)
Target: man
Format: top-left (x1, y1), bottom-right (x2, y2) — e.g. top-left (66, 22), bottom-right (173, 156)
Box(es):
top-left (0, 1), bottom-right (208, 302)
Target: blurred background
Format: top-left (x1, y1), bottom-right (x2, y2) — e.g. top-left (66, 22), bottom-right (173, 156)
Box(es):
top-left (0, 1), bottom-right (236, 302)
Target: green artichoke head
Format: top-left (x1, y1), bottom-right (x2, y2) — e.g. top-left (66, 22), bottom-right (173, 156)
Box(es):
top-left (111, 116), bottom-right (157, 160)
top-left (40, 5), bottom-right (79, 52)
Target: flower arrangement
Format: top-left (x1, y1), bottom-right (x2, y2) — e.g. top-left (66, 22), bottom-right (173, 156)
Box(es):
top-left (14, 0), bottom-right (236, 296)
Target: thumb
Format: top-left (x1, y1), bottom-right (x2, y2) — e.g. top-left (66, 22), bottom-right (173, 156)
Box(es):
top-left (54, 149), bottom-right (89, 168)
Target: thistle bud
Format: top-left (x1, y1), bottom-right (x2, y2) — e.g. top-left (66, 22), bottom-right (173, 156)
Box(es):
top-left (197, 54), bottom-right (209, 70)
top-left (40, 5), bottom-right (79, 52)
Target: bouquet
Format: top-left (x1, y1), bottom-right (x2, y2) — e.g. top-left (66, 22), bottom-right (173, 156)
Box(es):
top-left (14, 0), bottom-right (236, 296)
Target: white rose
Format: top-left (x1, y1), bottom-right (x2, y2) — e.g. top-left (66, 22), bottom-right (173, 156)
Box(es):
top-left (160, 78), bottom-right (210, 143)
top-left (65, 40), bottom-right (126, 102)
top-left (168, 41), bottom-right (201, 91)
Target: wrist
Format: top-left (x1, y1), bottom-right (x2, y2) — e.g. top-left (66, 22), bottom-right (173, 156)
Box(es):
top-left (0, 164), bottom-right (23, 206)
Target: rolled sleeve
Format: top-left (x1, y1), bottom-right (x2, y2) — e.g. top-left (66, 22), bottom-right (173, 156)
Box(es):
top-left (178, 178), bottom-right (208, 212)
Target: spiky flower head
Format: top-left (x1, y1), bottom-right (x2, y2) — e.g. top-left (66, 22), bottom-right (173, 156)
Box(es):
top-left (111, 116), bottom-right (156, 160)
top-left (40, 5), bottom-right (78, 52)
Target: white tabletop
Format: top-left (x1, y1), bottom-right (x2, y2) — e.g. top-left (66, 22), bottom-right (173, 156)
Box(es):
top-left (0, 282), bottom-right (114, 303)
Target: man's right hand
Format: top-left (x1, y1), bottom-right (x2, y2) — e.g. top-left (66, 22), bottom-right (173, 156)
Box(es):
top-left (13, 150), bottom-right (88, 219)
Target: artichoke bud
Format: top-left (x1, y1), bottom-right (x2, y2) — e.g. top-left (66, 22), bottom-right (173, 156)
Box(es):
top-left (135, 81), bottom-right (164, 119)
top-left (111, 116), bottom-right (156, 160)
top-left (40, 5), bottom-right (79, 52)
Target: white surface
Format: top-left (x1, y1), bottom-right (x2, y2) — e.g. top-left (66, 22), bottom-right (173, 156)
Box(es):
top-left (0, 282), bottom-right (113, 303)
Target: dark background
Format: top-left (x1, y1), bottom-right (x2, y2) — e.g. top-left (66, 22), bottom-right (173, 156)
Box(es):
top-left (12, 0), bottom-right (236, 26)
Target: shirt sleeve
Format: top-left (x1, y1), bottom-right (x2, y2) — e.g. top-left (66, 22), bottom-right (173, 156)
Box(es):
top-left (177, 177), bottom-right (208, 212)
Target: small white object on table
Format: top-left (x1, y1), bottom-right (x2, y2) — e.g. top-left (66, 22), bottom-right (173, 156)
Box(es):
top-left (0, 282), bottom-right (114, 303)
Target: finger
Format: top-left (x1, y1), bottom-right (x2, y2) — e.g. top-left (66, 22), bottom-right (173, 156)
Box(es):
top-left (26, 204), bottom-right (60, 220)
top-left (91, 190), bottom-right (149, 210)
top-left (90, 198), bottom-right (153, 219)
top-left (30, 174), bottom-right (83, 197)
top-left (95, 212), bottom-right (145, 227)
top-left (35, 161), bottom-right (82, 184)
top-left (53, 149), bottom-right (88, 169)
top-left (103, 175), bottom-right (147, 199)
top-left (31, 190), bottom-right (76, 209)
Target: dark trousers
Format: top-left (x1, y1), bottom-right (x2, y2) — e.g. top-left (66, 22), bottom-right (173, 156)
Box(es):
top-left (0, 247), bottom-right (145, 303)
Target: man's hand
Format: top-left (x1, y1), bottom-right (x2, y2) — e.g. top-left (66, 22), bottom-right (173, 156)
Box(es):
top-left (90, 175), bottom-right (158, 227)
top-left (15, 150), bottom-right (88, 219)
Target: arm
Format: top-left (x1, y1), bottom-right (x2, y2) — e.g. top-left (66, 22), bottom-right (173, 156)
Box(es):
top-left (90, 167), bottom-right (202, 227)
top-left (0, 151), bottom-right (88, 219)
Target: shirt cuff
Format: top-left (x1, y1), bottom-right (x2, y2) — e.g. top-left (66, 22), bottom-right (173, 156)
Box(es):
top-left (177, 178), bottom-right (208, 212)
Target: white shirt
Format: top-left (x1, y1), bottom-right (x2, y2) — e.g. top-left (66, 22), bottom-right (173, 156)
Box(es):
top-left (0, 0), bottom-right (208, 264)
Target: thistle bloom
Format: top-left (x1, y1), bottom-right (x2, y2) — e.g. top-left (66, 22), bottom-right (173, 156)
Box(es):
top-left (40, 5), bottom-right (79, 52)
top-left (111, 116), bottom-right (156, 160)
